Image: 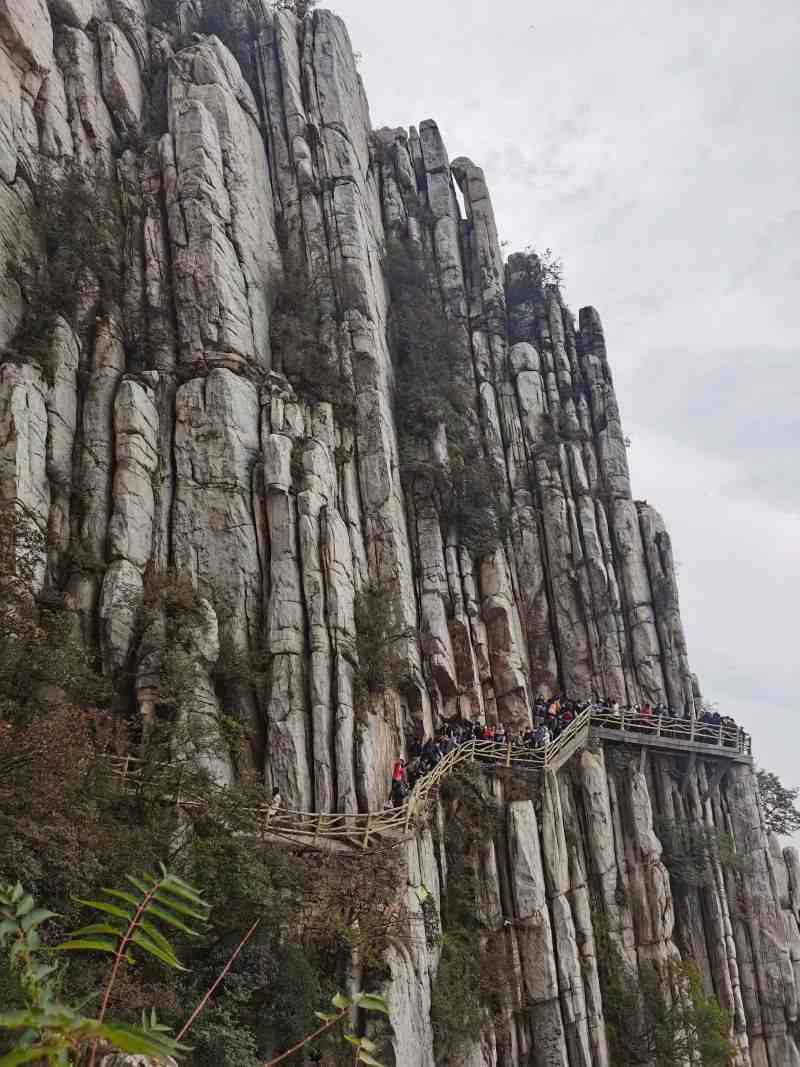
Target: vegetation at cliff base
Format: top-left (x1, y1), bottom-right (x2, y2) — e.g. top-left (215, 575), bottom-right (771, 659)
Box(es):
top-left (0, 870), bottom-right (387, 1066)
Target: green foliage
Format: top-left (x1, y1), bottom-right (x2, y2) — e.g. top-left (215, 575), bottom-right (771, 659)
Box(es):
top-left (522, 245), bottom-right (564, 288)
top-left (269, 251), bottom-right (356, 426)
top-left (149, 0), bottom-right (179, 30)
top-left (56, 865), bottom-right (210, 970)
top-left (756, 768), bottom-right (800, 836)
top-left (5, 161), bottom-right (121, 377)
top-left (1, 872), bottom-right (388, 1067)
top-left (444, 450), bottom-right (510, 557)
top-left (592, 912), bottom-right (733, 1066)
top-left (310, 991), bottom-right (388, 1067)
top-left (385, 239), bottom-right (471, 443)
top-left (352, 582), bottom-right (417, 714)
top-left (0, 506), bottom-right (110, 724)
top-left (654, 817), bottom-right (743, 892)
top-left (0, 878), bottom-right (190, 1065)
top-left (385, 239), bottom-right (508, 556)
top-left (191, 995), bottom-right (259, 1067)
top-left (431, 767), bottom-right (509, 1058)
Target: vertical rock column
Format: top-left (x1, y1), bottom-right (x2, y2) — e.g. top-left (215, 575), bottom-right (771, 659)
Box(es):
top-left (578, 306), bottom-right (667, 704)
top-left (451, 158), bottom-right (533, 730)
top-left (99, 377), bottom-right (159, 678)
top-left (508, 799), bottom-right (569, 1067)
top-left (540, 772), bottom-right (597, 1067)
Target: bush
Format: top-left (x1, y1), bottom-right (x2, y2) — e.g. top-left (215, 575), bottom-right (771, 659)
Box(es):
top-left (0, 507), bottom-right (110, 723)
top-left (654, 816), bottom-right (743, 892)
top-left (431, 766), bottom-right (509, 1057)
top-left (593, 913), bottom-right (733, 1067)
top-left (756, 768), bottom-right (800, 836)
top-left (272, 0), bottom-right (318, 15)
top-left (385, 239), bottom-right (471, 442)
top-left (352, 582), bottom-right (416, 714)
top-left (269, 252), bottom-right (356, 426)
top-left (444, 448), bottom-right (510, 557)
top-left (525, 246), bottom-right (564, 288)
top-left (385, 240), bottom-right (508, 557)
top-left (5, 161), bottom-right (122, 378)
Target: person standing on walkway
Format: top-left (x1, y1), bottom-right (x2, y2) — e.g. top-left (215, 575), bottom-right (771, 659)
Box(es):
top-left (390, 758), bottom-right (407, 807)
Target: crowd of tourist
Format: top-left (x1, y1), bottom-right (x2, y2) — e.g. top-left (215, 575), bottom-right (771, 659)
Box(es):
top-left (388, 696), bottom-right (744, 807)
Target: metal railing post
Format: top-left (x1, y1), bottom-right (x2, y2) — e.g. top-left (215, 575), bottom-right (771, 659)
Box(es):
top-left (506, 740), bottom-right (512, 768)
top-left (690, 717), bottom-right (695, 742)
top-left (656, 716), bottom-right (662, 737)
top-left (362, 812), bottom-right (372, 850)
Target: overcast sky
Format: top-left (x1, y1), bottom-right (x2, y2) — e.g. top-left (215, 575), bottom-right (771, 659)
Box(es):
top-left (330, 0), bottom-right (800, 805)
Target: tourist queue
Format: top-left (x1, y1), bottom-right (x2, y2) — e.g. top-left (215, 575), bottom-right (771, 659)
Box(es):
top-left (389, 697), bottom-right (744, 807)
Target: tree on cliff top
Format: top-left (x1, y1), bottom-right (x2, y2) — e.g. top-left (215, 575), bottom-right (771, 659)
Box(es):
top-left (757, 769), bottom-right (800, 836)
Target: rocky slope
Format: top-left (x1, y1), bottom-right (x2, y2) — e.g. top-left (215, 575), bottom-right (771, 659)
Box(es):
top-left (1, 2), bottom-right (799, 1064)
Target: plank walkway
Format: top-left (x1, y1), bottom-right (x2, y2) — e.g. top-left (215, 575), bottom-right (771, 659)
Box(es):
top-left (106, 708), bottom-right (751, 850)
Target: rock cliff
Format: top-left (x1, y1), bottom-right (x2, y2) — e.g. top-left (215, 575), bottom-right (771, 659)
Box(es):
top-left (1, 2), bottom-right (798, 1065)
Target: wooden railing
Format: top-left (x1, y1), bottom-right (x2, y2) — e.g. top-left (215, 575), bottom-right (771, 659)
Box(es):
top-left (589, 709), bottom-right (751, 754)
top-left (101, 706), bottom-right (750, 850)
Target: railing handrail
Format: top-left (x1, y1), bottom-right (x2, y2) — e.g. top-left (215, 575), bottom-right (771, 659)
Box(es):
top-left (100, 703), bottom-right (751, 848)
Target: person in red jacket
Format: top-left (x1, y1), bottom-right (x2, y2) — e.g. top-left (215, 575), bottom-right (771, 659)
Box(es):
top-left (390, 759), bottom-right (407, 807)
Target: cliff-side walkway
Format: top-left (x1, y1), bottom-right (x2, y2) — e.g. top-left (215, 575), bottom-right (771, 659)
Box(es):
top-left (107, 708), bottom-right (752, 850)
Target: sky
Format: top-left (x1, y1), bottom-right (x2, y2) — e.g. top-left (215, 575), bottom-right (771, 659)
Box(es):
top-left (330, 0), bottom-right (800, 803)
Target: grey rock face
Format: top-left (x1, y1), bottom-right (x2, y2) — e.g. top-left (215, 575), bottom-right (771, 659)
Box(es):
top-left (0, 3), bottom-right (794, 1065)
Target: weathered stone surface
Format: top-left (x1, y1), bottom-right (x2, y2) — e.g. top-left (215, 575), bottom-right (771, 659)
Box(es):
top-left (55, 26), bottom-right (117, 166)
top-left (98, 21), bottom-right (142, 133)
top-left (99, 556), bottom-right (141, 673)
top-left (508, 800), bottom-right (569, 1067)
top-left (108, 377), bottom-right (158, 569)
top-left (173, 368), bottom-right (260, 639)
top-left (45, 316), bottom-right (78, 566)
top-left (0, 362), bottom-right (50, 589)
top-left (169, 38), bottom-right (279, 370)
top-left (0, 0), bottom-right (53, 72)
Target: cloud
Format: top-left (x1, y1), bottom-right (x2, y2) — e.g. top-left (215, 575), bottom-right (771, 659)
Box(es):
top-left (622, 346), bottom-right (800, 511)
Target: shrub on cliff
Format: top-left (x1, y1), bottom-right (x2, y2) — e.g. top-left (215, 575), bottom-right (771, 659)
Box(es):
top-left (5, 161), bottom-right (121, 379)
top-left (269, 251), bottom-right (356, 426)
top-left (592, 914), bottom-right (733, 1067)
top-left (352, 581), bottom-right (418, 715)
top-left (0, 506), bottom-right (110, 723)
top-left (272, 0), bottom-right (318, 16)
top-left (431, 767), bottom-right (510, 1058)
top-left (385, 239), bottom-right (509, 556)
top-left (385, 239), bottom-right (470, 442)
top-left (756, 768), bottom-right (800, 836)
top-left (654, 816), bottom-right (744, 891)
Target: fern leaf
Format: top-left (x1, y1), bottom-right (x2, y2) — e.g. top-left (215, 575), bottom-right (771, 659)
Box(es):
top-left (72, 898), bottom-right (132, 923)
top-left (53, 938), bottom-right (118, 954)
top-left (129, 931), bottom-right (185, 970)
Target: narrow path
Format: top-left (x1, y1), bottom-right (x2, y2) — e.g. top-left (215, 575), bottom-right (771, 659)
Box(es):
top-left (107, 707), bottom-right (751, 850)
